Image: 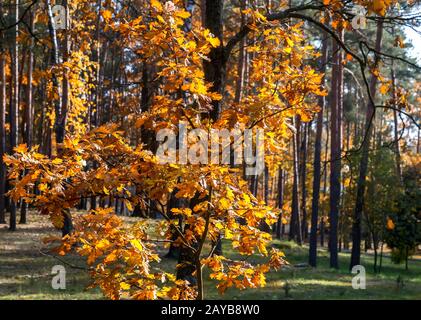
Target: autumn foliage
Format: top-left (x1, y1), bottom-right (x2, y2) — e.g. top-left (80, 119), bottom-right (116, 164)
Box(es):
top-left (2, 0), bottom-right (417, 300)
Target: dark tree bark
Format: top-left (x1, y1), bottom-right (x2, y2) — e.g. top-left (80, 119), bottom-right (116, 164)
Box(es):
top-left (309, 36), bottom-right (328, 267)
top-left (234, 0), bottom-right (247, 104)
top-left (47, 0), bottom-right (64, 144)
top-left (177, 0), bottom-right (227, 286)
top-left (47, 0), bottom-right (73, 235)
top-left (328, 29), bottom-right (344, 269)
top-left (300, 123), bottom-right (309, 239)
top-left (289, 116), bottom-right (302, 245)
top-left (20, 10), bottom-right (35, 224)
top-left (203, 0), bottom-right (226, 122)
top-left (350, 20), bottom-right (384, 270)
top-left (390, 61), bottom-right (402, 185)
top-left (0, 11), bottom-right (6, 224)
top-left (9, 0), bottom-right (20, 231)
top-left (261, 165), bottom-right (271, 232)
top-left (276, 168), bottom-right (285, 239)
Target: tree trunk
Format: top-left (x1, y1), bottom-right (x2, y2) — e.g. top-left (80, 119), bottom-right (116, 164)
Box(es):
top-left (276, 168), bottom-right (284, 239)
top-left (9, 0), bottom-right (20, 231)
top-left (0, 13), bottom-right (6, 224)
top-left (176, 0), bottom-right (228, 287)
top-left (261, 165), bottom-right (271, 232)
top-left (300, 123), bottom-right (308, 239)
top-left (47, 0), bottom-right (64, 144)
top-left (350, 20), bottom-right (384, 270)
top-left (289, 116), bottom-right (302, 245)
top-left (328, 29), bottom-right (343, 269)
top-left (20, 10), bottom-right (35, 224)
top-left (234, 0), bottom-right (247, 104)
top-left (320, 105), bottom-right (330, 248)
top-left (391, 61), bottom-right (402, 185)
top-left (309, 36), bottom-right (328, 267)
top-left (203, 0), bottom-right (226, 122)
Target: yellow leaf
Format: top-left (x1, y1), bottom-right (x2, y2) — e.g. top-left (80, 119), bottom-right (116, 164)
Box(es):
top-left (151, 0), bottom-right (163, 12)
top-left (101, 9), bottom-right (112, 21)
top-left (104, 250), bottom-right (118, 263)
top-left (219, 198), bottom-right (230, 210)
top-left (386, 218), bottom-right (395, 230)
top-left (125, 199), bottom-right (134, 211)
top-left (14, 144), bottom-right (28, 153)
top-left (120, 282), bottom-right (131, 290)
top-left (380, 83), bottom-right (390, 95)
top-left (52, 158), bottom-right (63, 165)
top-left (130, 239), bottom-right (143, 252)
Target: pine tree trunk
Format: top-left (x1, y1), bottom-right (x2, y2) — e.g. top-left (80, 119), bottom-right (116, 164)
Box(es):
top-left (391, 62), bottom-right (403, 185)
top-left (309, 36), bottom-right (328, 267)
top-left (350, 20), bottom-right (384, 270)
top-left (9, 0), bottom-right (20, 231)
top-left (328, 29), bottom-right (344, 269)
top-left (234, 0), bottom-right (247, 104)
top-left (300, 123), bottom-right (308, 239)
top-left (290, 116), bottom-right (302, 245)
top-left (20, 10), bottom-right (35, 225)
top-left (276, 168), bottom-right (284, 239)
top-left (0, 14), bottom-right (6, 224)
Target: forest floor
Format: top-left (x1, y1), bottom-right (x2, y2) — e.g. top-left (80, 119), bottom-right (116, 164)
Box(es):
top-left (0, 212), bottom-right (420, 300)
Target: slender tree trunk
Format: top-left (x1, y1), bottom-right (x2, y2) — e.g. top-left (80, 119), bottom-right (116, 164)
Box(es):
top-left (290, 116), bottom-right (302, 245)
top-left (261, 165), bottom-right (271, 232)
top-left (350, 20), bottom-right (384, 270)
top-left (276, 168), bottom-right (284, 239)
top-left (0, 13), bottom-right (6, 224)
top-left (47, 0), bottom-right (73, 235)
top-left (203, 0), bottom-right (225, 122)
top-left (328, 29), bottom-right (344, 269)
top-left (391, 62), bottom-right (403, 185)
top-left (309, 36), bottom-right (328, 267)
top-left (20, 10), bottom-right (35, 224)
top-left (9, 0), bottom-right (20, 231)
top-left (62, 0), bottom-right (70, 144)
top-left (320, 105), bottom-right (330, 248)
top-left (300, 123), bottom-right (308, 239)
top-left (47, 0), bottom-right (64, 144)
top-left (94, 0), bottom-right (102, 126)
top-left (234, 0), bottom-right (247, 104)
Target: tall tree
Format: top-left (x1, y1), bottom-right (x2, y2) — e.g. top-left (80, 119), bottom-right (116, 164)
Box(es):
top-left (329, 28), bottom-right (344, 269)
top-left (0, 3), bottom-right (7, 224)
top-left (276, 167), bottom-right (285, 239)
top-left (350, 20), bottom-right (384, 269)
top-left (391, 59), bottom-right (403, 185)
top-left (300, 123), bottom-right (308, 239)
top-left (9, 0), bottom-right (20, 231)
top-left (289, 116), bottom-right (302, 245)
top-left (309, 36), bottom-right (328, 267)
top-left (19, 10), bottom-right (34, 224)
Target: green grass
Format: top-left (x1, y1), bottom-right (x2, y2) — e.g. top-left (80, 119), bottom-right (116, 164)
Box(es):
top-left (202, 240), bottom-right (421, 300)
top-left (1, 214), bottom-right (420, 300)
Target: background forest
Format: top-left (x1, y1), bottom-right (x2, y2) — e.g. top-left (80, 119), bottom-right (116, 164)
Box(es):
top-left (0, 0), bottom-right (420, 300)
